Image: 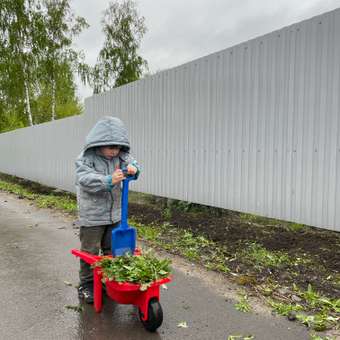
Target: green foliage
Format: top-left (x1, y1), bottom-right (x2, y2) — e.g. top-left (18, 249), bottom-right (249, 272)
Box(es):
top-left (240, 242), bottom-right (290, 269)
top-left (170, 200), bottom-right (202, 213)
top-left (36, 194), bottom-right (76, 212)
top-left (310, 333), bottom-right (336, 340)
top-left (0, 179), bottom-right (36, 200)
top-left (94, 251), bottom-right (171, 290)
top-left (0, 110), bottom-right (26, 132)
top-left (134, 218), bottom-right (231, 270)
top-left (268, 300), bottom-right (304, 316)
top-left (32, 62), bottom-right (82, 124)
top-left (0, 0), bottom-right (41, 126)
top-left (234, 293), bottom-right (252, 313)
top-left (0, 0), bottom-right (87, 132)
top-left (287, 223), bottom-right (305, 232)
top-left (162, 207), bottom-right (172, 220)
top-left (0, 179), bottom-right (77, 213)
top-left (65, 304), bottom-right (83, 312)
top-left (267, 284), bottom-right (340, 331)
top-left (296, 313), bottom-right (338, 332)
top-left (294, 284), bottom-right (340, 313)
top-left (38, 0), bottom-right (88, 121)
top-left (227, 336), bottom-right (254, 340)
top-left (239, 213), bottom-right (260, 223)
top-left (92, 0), bottom-right (148, 93)
top-left (134, 223), bottom-right (160, 242)
top-left (176, 231), bottom-right (211, 261)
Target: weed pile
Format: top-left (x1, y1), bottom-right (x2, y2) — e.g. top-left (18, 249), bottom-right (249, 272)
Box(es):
top-left (93, 251), bottom-right (171, 291)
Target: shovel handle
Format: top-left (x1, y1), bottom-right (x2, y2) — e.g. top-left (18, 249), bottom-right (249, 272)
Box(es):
top-left (121, 167), bottom-right (137, 181)
top-left (121, 168), bottom-right (137, 227)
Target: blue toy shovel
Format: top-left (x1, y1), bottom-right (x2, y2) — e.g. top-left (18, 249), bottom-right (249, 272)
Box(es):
top-left (111, 171), bottom-right (137, 256)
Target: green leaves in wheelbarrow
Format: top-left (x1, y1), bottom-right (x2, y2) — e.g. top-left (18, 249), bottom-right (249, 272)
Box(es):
top-left (93, 250), bottom-right (171, 290)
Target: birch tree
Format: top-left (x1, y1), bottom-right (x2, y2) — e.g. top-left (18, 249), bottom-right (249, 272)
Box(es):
top-left (0, 0), bottom-right (43, 126)
top-left (92, 0), bottom-right (148, 94)
top-left (40, 0), bottom-right (88, 120)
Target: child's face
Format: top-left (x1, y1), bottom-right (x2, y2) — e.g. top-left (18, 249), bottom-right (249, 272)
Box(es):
top-left (100, 145), bottom-right (121, 159)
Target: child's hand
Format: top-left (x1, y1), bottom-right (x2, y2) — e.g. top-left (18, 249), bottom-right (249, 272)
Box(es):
top-left (127, 164), bottom-right (138, 175)
top-left (112, 169), bottom-right (125, 184)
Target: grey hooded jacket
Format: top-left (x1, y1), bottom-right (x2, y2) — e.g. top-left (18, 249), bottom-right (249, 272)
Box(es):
top-left (75, 116), bottom-right (140, 227)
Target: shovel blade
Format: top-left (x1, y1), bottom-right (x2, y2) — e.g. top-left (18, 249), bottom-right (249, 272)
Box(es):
top-left (111, 225), bottom-right (136, 256)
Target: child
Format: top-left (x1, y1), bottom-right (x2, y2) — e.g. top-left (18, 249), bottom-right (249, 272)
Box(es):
top-left (75, 116), bottom-right (140, 303)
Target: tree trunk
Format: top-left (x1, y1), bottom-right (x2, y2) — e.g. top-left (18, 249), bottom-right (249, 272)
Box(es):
top-left (51, 78), bottom-right (56, 121)
top-left (24, 78), bottom-right (33, 126)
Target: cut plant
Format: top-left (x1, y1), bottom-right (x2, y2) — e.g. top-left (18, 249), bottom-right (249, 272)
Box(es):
top-left (93, 251), bottom-right (172, 291)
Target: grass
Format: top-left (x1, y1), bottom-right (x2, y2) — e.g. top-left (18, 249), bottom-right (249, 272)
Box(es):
top-left (234, 293), bottom-right (252, 313)
top-left (267, 300), bottom-right (304, 316)
top-left (267, 284), bottom-right (340, 331)
top-left (239, 213), bottom-right (307, 233)
top-left (133, 220), bottom-right (227, 267)
top-left (287, 223), bottom-right (306, 232)
top-left (0, 179), bottom-right (77, 213)
top-left (239, 242), bottom-right (291, 269)
top-left (310, 333), bottom-right (336, 340)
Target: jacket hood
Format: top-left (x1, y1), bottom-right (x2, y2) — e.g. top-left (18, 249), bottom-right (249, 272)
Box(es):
top-left (84, 116), bottom-right (130, 152)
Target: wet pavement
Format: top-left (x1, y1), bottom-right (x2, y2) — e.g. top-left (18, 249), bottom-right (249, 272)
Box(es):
top-left (0, 191), bottom-right (311, 340)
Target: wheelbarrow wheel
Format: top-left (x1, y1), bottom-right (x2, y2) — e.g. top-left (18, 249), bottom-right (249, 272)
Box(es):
top-left (139, 298), bottom-right (163, 332)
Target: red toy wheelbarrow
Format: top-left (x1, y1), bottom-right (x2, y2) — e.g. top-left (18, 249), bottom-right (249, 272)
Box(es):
top-left (71, 249), bottom-right (171, 331)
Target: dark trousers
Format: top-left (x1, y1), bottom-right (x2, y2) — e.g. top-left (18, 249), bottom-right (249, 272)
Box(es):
top-left (79, 223), bottom-right (119, 285)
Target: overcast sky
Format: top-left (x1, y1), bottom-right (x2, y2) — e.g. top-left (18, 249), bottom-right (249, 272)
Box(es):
top-left (70, 0), bottom-right (340, 101)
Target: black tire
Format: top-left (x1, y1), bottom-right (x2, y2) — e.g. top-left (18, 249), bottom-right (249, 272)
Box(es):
top-left (139, 298), bottom-right (163, 332)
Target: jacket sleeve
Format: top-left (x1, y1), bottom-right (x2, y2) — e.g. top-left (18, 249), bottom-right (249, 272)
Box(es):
top-left (120, 152), bottom-right (141, 179)
top-left (75, 157), bottom-right (112, 193)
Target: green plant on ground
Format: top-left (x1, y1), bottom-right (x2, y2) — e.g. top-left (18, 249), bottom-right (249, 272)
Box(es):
top-left (240, 242), bottom-right (290, 269)
top-left (0, 179), bottom-right (77, 213)
top-left (266, 284), bottom-right (340, 331)
top-left (133, 221), bottom-right (231, 271)
top-left (257, 281), bottom-right (279, 296)
top-left (227, 335), bottom-right (254, 340)
top-left (296, 313), bottom-right (339, 332)
top-left (65, 304), bottom-right (83, 312)
top-left (268, 300), bottom-right (304, 316)
top-left (293, 284), bottom-right (340, 313)
top-left (162, 207), bottom-right (172, 220)
top-left (210, 262), bottom-right (230, 273)
top-left (132, 222), bottom-right (160, 242)
top-left (0, 180), bottom-right (36, 199)
top-left (292, 254), bottom-right (313, 266)
top-left (177, 231), bottom-right (210, 249)
top-left (175, 231), bottom-right (214, 262)
top-left (36, 195), bottom-right (77, 212)
top-left (309, 333), bottom-right (336, 340)
top-left (287, 223), bottom-right (305, 232)
top-left (234, 293), bottom-right (252, 313)
top-left (239, 213), bottom-right (259, 223)
top-left (171, 200), bottom-right (193, 212)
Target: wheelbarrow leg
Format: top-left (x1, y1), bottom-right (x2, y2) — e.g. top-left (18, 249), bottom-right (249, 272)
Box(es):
top-left (93, 267), bottom-right (103, 312)
top-left (137, 286), bottom-right (163, 332)
top-left (138, 285), bottom-right (160, 321)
